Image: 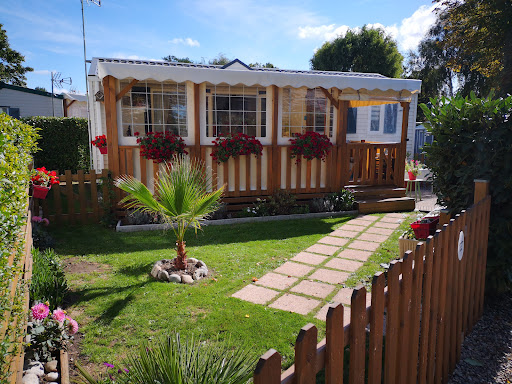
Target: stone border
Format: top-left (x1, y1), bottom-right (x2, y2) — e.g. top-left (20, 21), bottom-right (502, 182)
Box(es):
top-left (116, 210), bottom-right (359, 233)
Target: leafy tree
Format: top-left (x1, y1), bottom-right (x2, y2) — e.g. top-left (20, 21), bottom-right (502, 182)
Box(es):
top-left (35, 86), bottom-right (47, 92)
top-left (208, 53), bottom-right (231, 66)
top-left (0, 24), bottom-right (33, 86)
top-left (162, 55), bottom-right (194, 63)
top-left (310, 25), bottom-right (403, 78)
top-left (115, 156), bottom-right (224, 270)
top-left (249, 62), bottom-right (276, 68)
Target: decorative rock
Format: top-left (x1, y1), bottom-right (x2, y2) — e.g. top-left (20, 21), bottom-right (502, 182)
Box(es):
top-left (168, 274), bottom-right (181, 283)
top-left (157, 270), bottom-right (169, 281)
top-left (181, 275), bottom-right (193, 284)
top-left (197, 260), bottom-right (205, 268)
top-left (24, 365), bottom-right (44, 377)
top-left (150, 264), bottom-right (162, 278)
top-left (45, 360), bottom-right (58, 372)
top-left (187, 258), bottom-right (198, 265)
top-left (45, 372), bottom-right (59, 381)
top-left (22, 373), bottom-right (39, 384)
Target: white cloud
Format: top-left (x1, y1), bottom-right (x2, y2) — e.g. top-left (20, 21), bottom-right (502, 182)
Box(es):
top-left (169, 38), bottom-right (200, 47)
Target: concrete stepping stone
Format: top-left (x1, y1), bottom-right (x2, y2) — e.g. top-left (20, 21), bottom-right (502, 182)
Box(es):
top-left (315, 303), bottom-right (351, 325)
top-left (349, 240), bottom-right (381, 252)
top-left (231, 285), bottom-right (279, 305)
top-left (366, 227), bottom-right (394, 236)
top-left (325, 258), bottom-right (363, 272)
top-left (337, 248), bottom-right (373, 262)
top-left (269, 294), bottom-right (321, 315)
top-left (385, 213), bottom-right (405, 219)
top-left (290, 280), bottom-right (335, 299)
top-left (306, 243), bottom-right (339, 256)
top-left (357, 233), bottom-right (389, 243)
top-left (332, 287), bottom-right (354, 305)
top-left (291, 252), bottom-right (328, 266)
top-left (380, 217), bottom-right (403, 223)
top-left (373, 221), bottom-right (400, 229)
top-left (274, 262), bottom-right (313, 277)
top-left (310, 269), bottom-right (350, 284)
top-left (318, 236), bottom-right (348, 247)
top-left (330, 229), bottom-right (359, 238)
top-left (357, 215), bottom-right (379, 222)
top-left (255, 272), bottom-right (298, 290)
top-left (346, 219), bottom-right (372, 226)
top-left (341, 224), bottom-right (367, 232)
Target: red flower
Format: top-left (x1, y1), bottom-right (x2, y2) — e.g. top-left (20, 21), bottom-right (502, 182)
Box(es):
top-left (137, 131), bottom-right (187, 163)
top-left (91, 135), bottom-right (107, 148)
top-left (289, 131), bottom-right (332, 164)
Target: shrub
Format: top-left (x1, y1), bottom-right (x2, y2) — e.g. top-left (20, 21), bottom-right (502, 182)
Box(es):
top-left (22, 117), bottom-right (90, 173)
top-left (421, 92), bottom-right (512, 292)
top-left (32, 216), bottom-right (55, 251)
top-left (309, 189), bottom-right (355, 213)
top-left (136, 131), bottom-right (187, 163)
top-left (30, 248), bottom-right (68, 308)
top-left (252, 190), bottom-right (309, 216)
top-left (289, 131), bottom-right (332, 163)
top-left (211, 133), bottom-right (263, 163)
top-left (0, 113), bottom-right (38, 380)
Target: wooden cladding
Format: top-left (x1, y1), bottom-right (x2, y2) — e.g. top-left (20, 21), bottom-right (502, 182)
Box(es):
top-left (347, 142), bottom-right (399, 185)
top-left (254, 182), bottom-right (491, 384)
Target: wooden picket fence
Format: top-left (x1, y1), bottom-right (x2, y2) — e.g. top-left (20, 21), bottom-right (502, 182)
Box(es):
top-left (254, 180), bottom-right (491, 384)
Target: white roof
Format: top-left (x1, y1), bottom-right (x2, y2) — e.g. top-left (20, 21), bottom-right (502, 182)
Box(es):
top-left (62, 92), bottom-right (87, 102)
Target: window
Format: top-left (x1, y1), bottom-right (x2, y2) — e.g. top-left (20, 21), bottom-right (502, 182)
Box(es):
top-left (384, 104), bottom-right (398, 134)
top-left (347, 108), bottom-right (357, 134)
top-left (120, 80), bottom-right (188, 137)
top-left (370, 106), bottom-right (380, 131)
top-left (206, 85), bottom-right (266, 137)
top-left (0, 106), bottom-right (20, 119)
top-left (281, 87), bottom-right (334, 137)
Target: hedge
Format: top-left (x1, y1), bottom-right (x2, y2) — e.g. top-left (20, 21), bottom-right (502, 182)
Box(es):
top-left (421, 92), bottom-right (512, 292)
top-left (0, 113), bottom-right (39, 382)
top-left (22, 117), bottom-right (90, 173)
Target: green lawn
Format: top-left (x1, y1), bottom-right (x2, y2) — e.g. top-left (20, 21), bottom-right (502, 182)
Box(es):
top-left (50, 213), bottom-right (415, 373)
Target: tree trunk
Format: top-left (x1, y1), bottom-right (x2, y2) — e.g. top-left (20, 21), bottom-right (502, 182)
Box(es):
top-left (175, 241), bottom-right (187, 270)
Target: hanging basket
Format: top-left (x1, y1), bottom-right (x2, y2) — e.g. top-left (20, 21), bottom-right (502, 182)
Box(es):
top-left (99, 147), bottom-right (108, 155)
top-left (33, 185), bottom-right (50, 199)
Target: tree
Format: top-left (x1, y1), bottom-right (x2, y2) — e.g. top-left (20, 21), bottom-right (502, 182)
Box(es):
top-left (249, 62), bottom-right (276, 68)
top-left (208, 53), bottom-right (231, 66)
top-left (310, 26), bottom-right (403, 78)
top-left (35, 86), bottom-right (47, 92)
top-left (162, 55), bottom-right (193, 63)
top-left (436, 0), bottom-right (512, 95)
top-left (115, 156), bottom-right (224, 270)
top-left (0, 24), bottom-right (33, 86)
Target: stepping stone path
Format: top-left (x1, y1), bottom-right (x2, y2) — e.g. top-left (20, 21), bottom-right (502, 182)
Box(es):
top-left (231, 212), bottom-right (410, 321)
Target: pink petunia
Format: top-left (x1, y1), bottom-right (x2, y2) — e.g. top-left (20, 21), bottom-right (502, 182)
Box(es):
top-left (32, 216), bottom-right (42, 223)
top-left (66, 316), bottom-right (79, 335)
top-left (31, 303), bottom-right (49, 320)
top-left (41, 218), bottom-right (50, 226)
top-left (52, 309), bottom-right (66, 323)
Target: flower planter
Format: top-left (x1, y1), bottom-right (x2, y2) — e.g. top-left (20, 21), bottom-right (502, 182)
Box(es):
top-left (408, 171), bottom-right (417, 180)
top-left (33, 185), bottom-right (50, 199)
top-left (99, 146), bottom-right (108, 155)
top-left (410, 216), bottom-right (439, 239)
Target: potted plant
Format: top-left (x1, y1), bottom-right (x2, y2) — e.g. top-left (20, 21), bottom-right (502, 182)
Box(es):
top-left (31, 167), bottom-right (59, 199)
top-left (289, 131), bottom-right (332, 163)
top-left (405, 159), bottom-right (420, 180)
top-left (135, 131), bottom-right (187, 163)
top-left (211, 133), bottom-right (263, 163)
top-left (91, 135), bottom-right (108, 154)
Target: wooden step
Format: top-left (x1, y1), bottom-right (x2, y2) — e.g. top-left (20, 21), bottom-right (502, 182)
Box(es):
top-left (345, 185), bottom-right (406, 198)
top-left (357, 196), bottom-right (415, 214)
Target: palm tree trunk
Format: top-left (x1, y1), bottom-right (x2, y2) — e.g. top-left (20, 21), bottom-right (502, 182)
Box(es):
top-left (175, 241), bottom-right (187, 270)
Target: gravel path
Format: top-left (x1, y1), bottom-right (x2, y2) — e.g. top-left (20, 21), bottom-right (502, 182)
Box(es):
top-left (448, 292), bottom-right (512, 384)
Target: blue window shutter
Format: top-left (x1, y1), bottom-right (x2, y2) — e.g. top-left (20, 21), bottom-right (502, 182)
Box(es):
top-left (384, 104), bottom-right (397, 134)
top-left (347, 108), bottom-right (357, 133)
top-left (9, 108), bottom-right (20, 119)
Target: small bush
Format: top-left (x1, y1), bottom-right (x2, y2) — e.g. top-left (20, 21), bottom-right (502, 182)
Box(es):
top-left (253, 190), bottom-right (308, 216)
top-left (30, 248), bottom-right (68, 309)
top-left (309, 189), bottom-right (355, 213)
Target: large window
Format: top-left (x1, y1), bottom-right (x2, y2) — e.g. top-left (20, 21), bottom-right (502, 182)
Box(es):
top-left (281, 88), bottom-right (334, 137)
top-left (120, 80), bottom-right (188, 137)
top-left (370, 106), bottom-right (380, 131)
top-left (206, 85), bottom-right (266, 137)
top-left (347, 108), bottom-right (357, 134)
top-left (384, 104), bottom-right (398, 134)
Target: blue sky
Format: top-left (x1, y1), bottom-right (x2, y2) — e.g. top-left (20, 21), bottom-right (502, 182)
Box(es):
top-left (1, 0), bottom-right (438, 94)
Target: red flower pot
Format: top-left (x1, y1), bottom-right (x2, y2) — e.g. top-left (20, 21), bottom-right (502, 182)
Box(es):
top-left (408, 171), bottom-right (417, 180)
top-left (33, 185), bottom-right (50, 199)
top-left (99, 147), bottom-right (108, 155)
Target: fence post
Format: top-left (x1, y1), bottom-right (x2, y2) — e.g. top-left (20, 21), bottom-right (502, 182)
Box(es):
top-left (254, 349), bottom-right (281, 384)
top-left (473, 179), bottom-right (490, 204)
top-left (325, 303), bottom-right (344, 384)
top-left (295, 324), bottom-right (318, 384)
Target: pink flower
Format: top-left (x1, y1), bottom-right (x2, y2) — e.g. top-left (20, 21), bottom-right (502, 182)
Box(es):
top-left (31, 303), bottom-right (49, 320)
top-left (32, 216), bottom-right (42, 223)
top-left (41, 218), bottom-right (50, 226)
top-left (66, 316), bottom-right (79, 335)
top-left (52, 309), bottom-right (66, 323)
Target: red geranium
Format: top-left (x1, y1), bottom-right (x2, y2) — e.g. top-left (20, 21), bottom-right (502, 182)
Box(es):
top-left (31, 167), bottom-right (59, 187)
top-left (289, 131), bottom-right (332, 164)
top-left (211, 133), bottom-right (263, 163)
top-left (91, 135), bottom-right (107, 148)
top-left (136, 131), bottom-right (187, 163)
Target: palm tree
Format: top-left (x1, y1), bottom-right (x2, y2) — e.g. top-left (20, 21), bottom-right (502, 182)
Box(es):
top-left (115, 156), bottom-right (224, 269)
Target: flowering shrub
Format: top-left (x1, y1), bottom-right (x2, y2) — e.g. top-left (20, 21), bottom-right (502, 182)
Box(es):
top-left (289, 131), bottom-right (332, 163)
top-left (211, 133), bottom-right (263, 163)
top-left (26, 302), bottom-right (78, 362)
top-left (31, 167), bottom-right (59, 187)
top-left (405, 159), bottom-right (422, 176)
top-left (91, 134), bottom-right (107, 148)
top-left (135, 131), bottom-right (187, 163)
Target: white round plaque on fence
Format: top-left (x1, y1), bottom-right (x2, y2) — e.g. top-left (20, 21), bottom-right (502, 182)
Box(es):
top-left (458, 231), bottom-right (464, 260)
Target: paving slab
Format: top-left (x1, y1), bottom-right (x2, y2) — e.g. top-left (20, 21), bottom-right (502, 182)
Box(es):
top-left (341, 224), bottom-right (367, 233)
top-left (330, 229), bottom-right (359, 238)
top-left (325, 258), bottom-right (363, 272)
top-left (310, 268), bottom-right (350, 284)
top-left (349, 240), bottom-right (381, 252)
top-left (366, 226), bottom-right (394, 236)
top-left (346, 219), bottom-right (373, 226)
top-left (269, 294), bottom-right (321, 315)
top-left (373, 221), bottom-right (401, 229)
top-left (357, 233), bottom-right (389, 243)
top-left (255, 272), bottom-right (298, 290)
top-left (291, 252), bottom-right (328, 266)
top-left (332, 287), bottom-right (354, 305)
top-left (357, 215), bottom-right (379, 222)
top-left (274, 261), bottom-right (314, 277)
top-left (337, 248), bottom-right (373, 262)
top-left (318, 236), bottom-right (348, 247)
top-left (290, 280), bottom-right (335, 299)
top-left (306, 243), bottom-right (339, 256)
top-left (315, 303), bottom-right (351, 325)
top-left (380, 217), bottom-right (403, 223)
top-left (231, 285), bottom-right (280, 305)
top-left (385, 213), bottom-right (406, 219)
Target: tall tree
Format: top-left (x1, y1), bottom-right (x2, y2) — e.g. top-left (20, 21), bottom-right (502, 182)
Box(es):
top-left (310, 26), bottom-right (403, 78)
top-left (162, 55), bottom-right (193, 63)
top-left (208, 53), bottom-right (231, 66)
top-left (0, 24), bottom-right (33, 86)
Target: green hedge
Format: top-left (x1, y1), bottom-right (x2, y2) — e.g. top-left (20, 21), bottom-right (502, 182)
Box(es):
top-left (422, 92), bottom-right (512, 292)
top-left (0, 113), bottom-right (38, 381)
top-left (22, 117), bottom-right (90, 173)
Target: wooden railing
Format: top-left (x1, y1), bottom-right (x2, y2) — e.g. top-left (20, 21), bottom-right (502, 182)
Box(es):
top-left (347, 143), bottom-right (400, 186)
top-left (254, 180), bottom-right (491, 384)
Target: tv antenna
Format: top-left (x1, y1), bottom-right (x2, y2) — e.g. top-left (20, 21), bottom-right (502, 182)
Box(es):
top-left (51, 72), bottom-right (72, 117)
